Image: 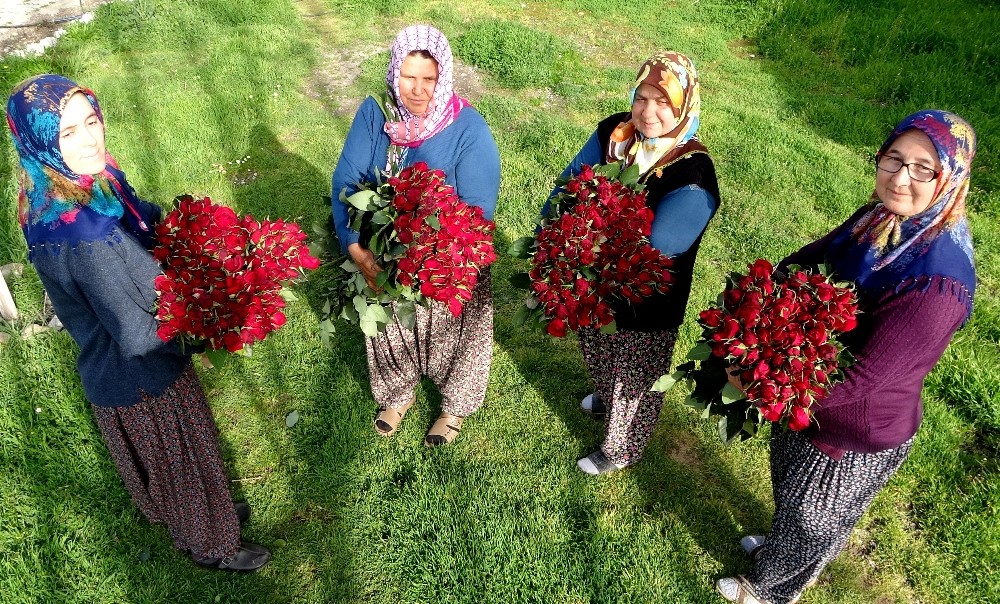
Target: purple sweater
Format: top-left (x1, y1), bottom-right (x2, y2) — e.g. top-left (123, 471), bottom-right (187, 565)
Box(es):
top-left (780, 225), bottom-right (970, 458)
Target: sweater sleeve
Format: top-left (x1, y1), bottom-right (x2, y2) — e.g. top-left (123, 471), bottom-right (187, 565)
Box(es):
top-left (67, 233), bottom-right (189, 360)
top-left (452, 111), bottom-right (501, 220)
top-left (539, 130), bottom-right (604, 218)
top-left (815, 281), bottom-right (967, 411)
top-left (331, 97), bottom-right (384, 253)
top-left (648, 185), bottom-right (717, 257)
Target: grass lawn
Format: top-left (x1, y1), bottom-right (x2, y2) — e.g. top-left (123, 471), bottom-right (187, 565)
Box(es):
top-left (1, 0), bottom-right (998, 602)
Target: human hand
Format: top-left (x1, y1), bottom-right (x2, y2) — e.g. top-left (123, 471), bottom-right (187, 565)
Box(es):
top-left (725, 365), bottom-right (745, 393)
top-left (348, 243), bottom-right (383, 291)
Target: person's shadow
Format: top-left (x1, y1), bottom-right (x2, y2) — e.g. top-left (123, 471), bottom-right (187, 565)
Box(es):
top-left (196, 123), bottom-right (370, 600)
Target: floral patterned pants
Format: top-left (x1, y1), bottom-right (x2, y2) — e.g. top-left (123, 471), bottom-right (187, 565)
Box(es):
top-left (365, 269), bottom-right (493, 418)
top-left (748, 429), bottom-right (914, 603)
top-left (91, 364), bottom-right (240, 559)
top-left (578, 327), bottom-right (677, 467)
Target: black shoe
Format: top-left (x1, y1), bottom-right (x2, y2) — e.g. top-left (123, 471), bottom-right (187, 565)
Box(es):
top-left (234, 502), bottom-right (251, 525)
top-left (194, 541), bottom-right (271, 572)
top-left (580, 393), bottom-right (606, 418)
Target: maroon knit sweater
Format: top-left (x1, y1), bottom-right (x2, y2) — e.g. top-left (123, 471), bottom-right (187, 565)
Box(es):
top-left (780, 232), bottom-right (970, 459)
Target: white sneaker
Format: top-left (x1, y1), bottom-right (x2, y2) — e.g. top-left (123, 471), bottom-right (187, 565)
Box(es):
top-left (577, 451), bottom-right (625, 475)
top-left (716, 576), bottom-right (767, 603)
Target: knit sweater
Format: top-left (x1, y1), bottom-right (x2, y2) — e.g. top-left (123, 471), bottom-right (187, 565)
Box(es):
top-left (28, 213), bottom-right (191, 407)
top-left (331, 96), bottom-right (501, 253)
top-left (780, 220), bottom-right (971, 457)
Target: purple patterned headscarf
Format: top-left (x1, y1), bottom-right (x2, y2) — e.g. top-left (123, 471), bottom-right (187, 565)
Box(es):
top-left (382, 25), bottom-right (468, 147)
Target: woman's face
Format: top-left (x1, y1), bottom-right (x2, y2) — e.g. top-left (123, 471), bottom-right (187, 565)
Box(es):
top-left (58, 92), bottom-right (106, 175)
top-left (876, 129), bottom-right (941, 217)
top-left (398, 53), bottom-right (439, 115)
top-left (631, 83), bottom-right (678, 139)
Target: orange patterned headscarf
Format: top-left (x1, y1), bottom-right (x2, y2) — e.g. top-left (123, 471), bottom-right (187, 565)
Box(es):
top-left (606, 51), bottom-right (702, 176)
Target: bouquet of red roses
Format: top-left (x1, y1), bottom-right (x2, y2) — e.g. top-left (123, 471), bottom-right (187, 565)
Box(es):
top-left (318, 161), bottom-right (495, 340)
top-left (509, 162), bottom-right (673, 337)
top-left (654, 259), bottom-right (859, 443)
top-left (153, 194), bottom-right (319, 361)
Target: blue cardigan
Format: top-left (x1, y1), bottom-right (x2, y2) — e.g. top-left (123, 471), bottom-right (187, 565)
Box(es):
top-left (331, 96), bottom-right (501, 253)
top-left (29, 212), bottom-right (191, 407)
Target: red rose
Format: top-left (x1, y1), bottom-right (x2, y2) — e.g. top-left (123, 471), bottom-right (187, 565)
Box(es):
top-left (788, 405), bottom-right (811, 431)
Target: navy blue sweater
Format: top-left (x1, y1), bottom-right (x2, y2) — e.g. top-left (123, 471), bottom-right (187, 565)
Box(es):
top-left (29, 212), bottom-right (191, 407)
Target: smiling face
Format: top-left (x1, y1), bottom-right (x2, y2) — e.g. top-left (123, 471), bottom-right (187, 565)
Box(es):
top-left (58, 92), bottom-right (106, 175)
top-left (397, 52), bottom-right (439, 115)
top-left (631, 83), bottom-right (679, 139)
top-left (876, 128), bottom-right (941, 217)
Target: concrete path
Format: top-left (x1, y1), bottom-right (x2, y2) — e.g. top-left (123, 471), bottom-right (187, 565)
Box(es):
top-left (1, 0), bottom-right (109, 56)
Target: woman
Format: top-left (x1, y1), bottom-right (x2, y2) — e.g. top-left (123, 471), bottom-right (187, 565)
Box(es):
top-left (717, 110), bottom-right (977, 603)
top-left (331, 25), bottom-right (501, 446)
top-left (6, 75), bottom-right (269, 572)
top-left (546, 52), bottom-right (720, 475)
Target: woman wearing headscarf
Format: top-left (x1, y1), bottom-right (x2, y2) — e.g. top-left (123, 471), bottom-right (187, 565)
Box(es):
top-left (544, 51), bottom-right (720, 475)
top-left (6, 75), bottom-right (270, 571)
top-left (331, 25), bottom-right (501, 446)
top-left (717, 110), bottom-right (977, 603)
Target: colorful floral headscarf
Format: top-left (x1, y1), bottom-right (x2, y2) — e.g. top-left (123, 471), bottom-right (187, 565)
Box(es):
top-left (381, 25), bottom-right (469, 148)
top-left (831, 110), bottom-right (977, 306)
top-left (6, 74), bottom-right (157, 248)
top-left (607, 51), bottom-right (702, 176)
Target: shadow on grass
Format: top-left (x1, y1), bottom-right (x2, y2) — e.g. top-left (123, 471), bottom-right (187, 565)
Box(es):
top-left (493, 220), bottom-right (772, 599)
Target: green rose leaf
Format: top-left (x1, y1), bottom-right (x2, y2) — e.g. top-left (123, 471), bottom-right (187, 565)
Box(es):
top-left (345, 190), bottom-right (380, 211)
top-left (360, 318), bottom-right (381, 338)
top-left (651, 370), bottom-right (686, 393)
top-left (721, 382), bottom-right (746, 404)
top-left (396, 301), bottom-right (417, 330)
top-left (204, 348), bottom-right (230, 369)
top-left (508, 236), bottom-right (536, 259)
top-left (512, 303), bottom-right (531, 327)
top-left (508, 271), bottom-right (532, 290)
top-left (686, 342), bottom-right (713, 361)
top-left (619, 162), bottom-right (642, 187)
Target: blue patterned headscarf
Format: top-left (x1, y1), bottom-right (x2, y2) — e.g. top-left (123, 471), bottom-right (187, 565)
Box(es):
top-left (829, 110), bottom-right (977, 313)
top-left (6, 74), bottom-right (158, 248)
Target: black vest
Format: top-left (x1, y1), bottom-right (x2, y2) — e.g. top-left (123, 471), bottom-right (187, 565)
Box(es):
top-left (596, 112), bottom-right (721, 331)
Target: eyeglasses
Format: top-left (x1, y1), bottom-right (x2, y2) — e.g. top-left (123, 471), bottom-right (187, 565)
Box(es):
top-left (875, 154), bottom-right (939, 183)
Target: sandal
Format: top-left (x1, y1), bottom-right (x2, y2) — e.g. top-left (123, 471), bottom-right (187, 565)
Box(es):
top-left (716, 576), bottom-right (770, 604)
top-left (424, 413), bottom-right (464, 447)
top-left (374, 398), bottom-right (414, 436)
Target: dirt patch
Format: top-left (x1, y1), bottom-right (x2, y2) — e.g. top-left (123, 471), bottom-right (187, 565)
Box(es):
top-left (307, 45), bottom-right (492, 118)
top-left (727, 38), bottom-right (759, 60)
top-left (306, 44), bottom-right (384, 116)
top-left (667, 430), bottom-right (704, 469)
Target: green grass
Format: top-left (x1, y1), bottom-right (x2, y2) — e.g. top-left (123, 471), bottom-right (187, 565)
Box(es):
top-left (1, 0), bottom-right (998, 602)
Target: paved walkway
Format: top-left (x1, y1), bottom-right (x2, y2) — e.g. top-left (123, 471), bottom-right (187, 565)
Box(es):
top-left (1, 0), bottom-right (109, 56)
